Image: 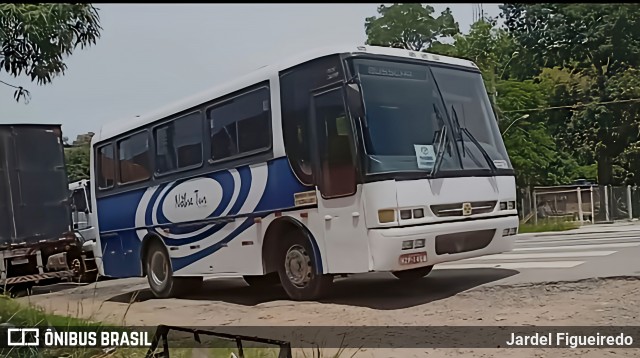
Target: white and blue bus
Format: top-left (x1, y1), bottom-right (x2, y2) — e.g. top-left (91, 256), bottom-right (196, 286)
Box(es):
top-left (90, 45), bottom-right (518, 301)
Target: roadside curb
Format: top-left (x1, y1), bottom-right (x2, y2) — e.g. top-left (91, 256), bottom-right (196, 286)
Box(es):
top-left (475, 275), bottom-right (640, 292)
top-left (518, 227), bottom-right (640, 239)
top-left (533, 230), bottom-right (640, 237)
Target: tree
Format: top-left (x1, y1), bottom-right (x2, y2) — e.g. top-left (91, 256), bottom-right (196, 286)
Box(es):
top-left (0, 3), bottom-right (101, 102)
top-left (65, 145), bottom-right (90, 182)
top-left (365, 4), bottom-right (459, 51)
top-left (497, 79), bottom-right (571, 187)
top-left (501, 4), bottom-right (640, 185)
top-left (432, 17), bottom-right (519, 116)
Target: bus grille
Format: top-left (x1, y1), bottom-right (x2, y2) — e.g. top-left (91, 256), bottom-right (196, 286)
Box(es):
top-left (435, 229), bottom-right (495, 255)
top-left (430, 201), bottom-right (497, 217)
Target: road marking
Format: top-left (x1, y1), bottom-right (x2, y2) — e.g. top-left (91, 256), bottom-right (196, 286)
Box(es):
top-left (517, 236), bottom-right (640, 245)
top-left (436, 261), bottom-right (585, 270)
top-left (514, 242), bottom-right (640, 252)
top-left (461, 250), bottom-right (617, 261)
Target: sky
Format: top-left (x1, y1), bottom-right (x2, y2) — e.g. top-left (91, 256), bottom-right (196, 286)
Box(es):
top-left (0, 3), bottom-right (502, 141)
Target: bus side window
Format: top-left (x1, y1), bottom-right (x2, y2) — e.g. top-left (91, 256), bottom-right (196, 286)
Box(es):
top-left (154, 111), bottom-right (203, 174)
top-left (208, 87), bottom-right (271, 162)
top-left (97, 144), bottom-right (115, 189)
top-left (117, 131), bottom-right (151, 184)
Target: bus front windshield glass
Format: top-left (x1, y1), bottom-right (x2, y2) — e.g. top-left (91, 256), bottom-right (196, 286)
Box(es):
top-left (349, 58), bottom-right (512, 176)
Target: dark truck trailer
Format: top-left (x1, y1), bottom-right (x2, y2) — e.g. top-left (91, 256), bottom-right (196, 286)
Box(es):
top-left (0, 124), bottom-right (96, 290)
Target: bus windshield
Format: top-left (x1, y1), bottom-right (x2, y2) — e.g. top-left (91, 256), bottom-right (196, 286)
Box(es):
top-left (349, 57), bottom-right (512, 177)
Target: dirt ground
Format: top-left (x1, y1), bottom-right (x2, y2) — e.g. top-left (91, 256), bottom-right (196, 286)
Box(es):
top-left (17, 275), bottom-right (640, 357)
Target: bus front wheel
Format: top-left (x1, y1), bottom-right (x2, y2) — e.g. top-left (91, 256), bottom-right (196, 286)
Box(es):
top-left (277, 233), bottom-right (332, 301)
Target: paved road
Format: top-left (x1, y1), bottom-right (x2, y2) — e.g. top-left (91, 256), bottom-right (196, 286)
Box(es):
top-left (434, 227), bottom-right (640, 286)
top-left (28, 224), bottom-right (640, 301)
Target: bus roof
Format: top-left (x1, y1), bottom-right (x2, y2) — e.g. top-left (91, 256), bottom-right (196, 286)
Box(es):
top-left (93, 45), bottom-right (479, 144)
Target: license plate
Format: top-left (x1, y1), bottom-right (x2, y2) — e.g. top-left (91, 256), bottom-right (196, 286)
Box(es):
top-left (399, 252), bottom-right (428, 265)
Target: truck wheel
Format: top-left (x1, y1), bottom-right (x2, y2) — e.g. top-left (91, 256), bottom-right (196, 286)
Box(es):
top-left (277, 233), bottom-right (332, 301)
top-left (243, 272), bottom-right (280, 288)
top-left (392, 265), bottom-right (434, 281)
top-left (146, 241), bottom-right (181, 298)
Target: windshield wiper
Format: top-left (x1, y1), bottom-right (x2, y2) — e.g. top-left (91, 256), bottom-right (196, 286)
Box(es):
top-left (451, 105), bottom-right (498, 173)
top-left (431, 104), bottom-right (449, 177)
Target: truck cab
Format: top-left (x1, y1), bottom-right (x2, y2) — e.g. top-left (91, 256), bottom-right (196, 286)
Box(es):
top-left (69, 179), bottom-right (97, 242)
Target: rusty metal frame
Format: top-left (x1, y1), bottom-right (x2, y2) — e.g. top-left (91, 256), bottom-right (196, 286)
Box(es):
top-left (145, 325), bottom-right (293, 358)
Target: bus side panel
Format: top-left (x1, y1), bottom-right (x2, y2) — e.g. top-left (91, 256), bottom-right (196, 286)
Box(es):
top-left (97, 157), bottom-right (311, 278)
top-left (96, 188), bottom-right (146, 277)
top-left (168, 157), bottom-right (312, 275)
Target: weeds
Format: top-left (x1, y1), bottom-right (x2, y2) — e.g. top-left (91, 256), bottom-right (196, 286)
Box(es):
top-left (1, 293), bottom-right (360, 357)
top-left (518, 218), bottom-right (581, 233)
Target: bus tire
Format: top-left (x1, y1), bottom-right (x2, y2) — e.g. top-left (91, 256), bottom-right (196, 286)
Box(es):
top-left (277, 232), bottom-right (332, 301)
top-left (145, 241), bottom-right (182, 298)
top-left (243, 272), bottom-right (280, 288)
top-left (392, 265), bottom-right (434, 281)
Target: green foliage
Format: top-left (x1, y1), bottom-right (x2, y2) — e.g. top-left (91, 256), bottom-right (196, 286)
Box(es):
top-left (519, 219), bottom-right (580, 234)
top-left (497, 79), bottom-right (569, 187)
top-left (501, 4), bottom-right (640, 77)
top-left (65, 145), bottom-right (90, 182)
top-left (0, 3), bottom-right (101, 102)
top-left (501, 4), bottom-right (640, 185)
top-left (441, 18), bottom-right (516, 76)
top-left (365, 4), bottom-right (459, 51)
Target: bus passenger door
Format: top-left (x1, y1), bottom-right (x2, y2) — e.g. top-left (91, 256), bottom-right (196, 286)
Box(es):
top-left (310, 86), bottom-right (369, 274)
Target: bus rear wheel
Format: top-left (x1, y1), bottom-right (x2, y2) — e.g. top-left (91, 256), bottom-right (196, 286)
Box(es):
top-left (145, 241), bottom-right (202, 298)
top-left (277, 233), bottom-right (332, 301)
top-left (392, 265), bottom-right (434, 281)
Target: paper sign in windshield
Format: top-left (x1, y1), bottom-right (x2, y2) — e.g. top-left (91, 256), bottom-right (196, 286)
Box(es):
top-left (414, 144), bottom-right (436, 169)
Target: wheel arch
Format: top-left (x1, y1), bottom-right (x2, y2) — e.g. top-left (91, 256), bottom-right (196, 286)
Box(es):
top-left (262, 216), bottom-right (324, 275)
top-left (140, 232), bottom-right (170, 277)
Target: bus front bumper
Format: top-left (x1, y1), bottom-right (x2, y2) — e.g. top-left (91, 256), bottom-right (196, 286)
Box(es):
top-left (368, 215), bottom-right (518, 272)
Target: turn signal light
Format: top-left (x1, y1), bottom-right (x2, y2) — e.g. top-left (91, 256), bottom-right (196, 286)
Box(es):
top-left (378, 209), bottom-right (396, 223)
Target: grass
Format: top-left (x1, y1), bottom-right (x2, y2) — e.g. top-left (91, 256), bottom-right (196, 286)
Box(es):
top-left (0, 293), bottom-right (361, 358)
top-left (518, 218), bottom-right (581, 233)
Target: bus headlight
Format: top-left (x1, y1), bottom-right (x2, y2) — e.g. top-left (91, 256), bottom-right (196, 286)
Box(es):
top-left (378, 209), bottom-right (396, 223)
top-left (499, 201), bottom-right (516, 210)
top-left (400, 209), bottom-right (412, 220)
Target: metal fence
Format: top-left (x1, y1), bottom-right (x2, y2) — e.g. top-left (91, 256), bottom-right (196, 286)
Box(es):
top-left (518, 185), bottom-right (638, 225)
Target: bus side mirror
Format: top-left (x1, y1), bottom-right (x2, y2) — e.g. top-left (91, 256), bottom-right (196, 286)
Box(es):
top-left (345, 83), bottom-right (365, 120)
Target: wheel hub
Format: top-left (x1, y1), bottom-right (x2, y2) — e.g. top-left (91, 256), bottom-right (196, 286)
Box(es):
top-left (150, 251), bottom-right (168, 287)
top-left (70, 258), bottom-right (82, 275)
top-left (285, 244), bottom-right (312, 287)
